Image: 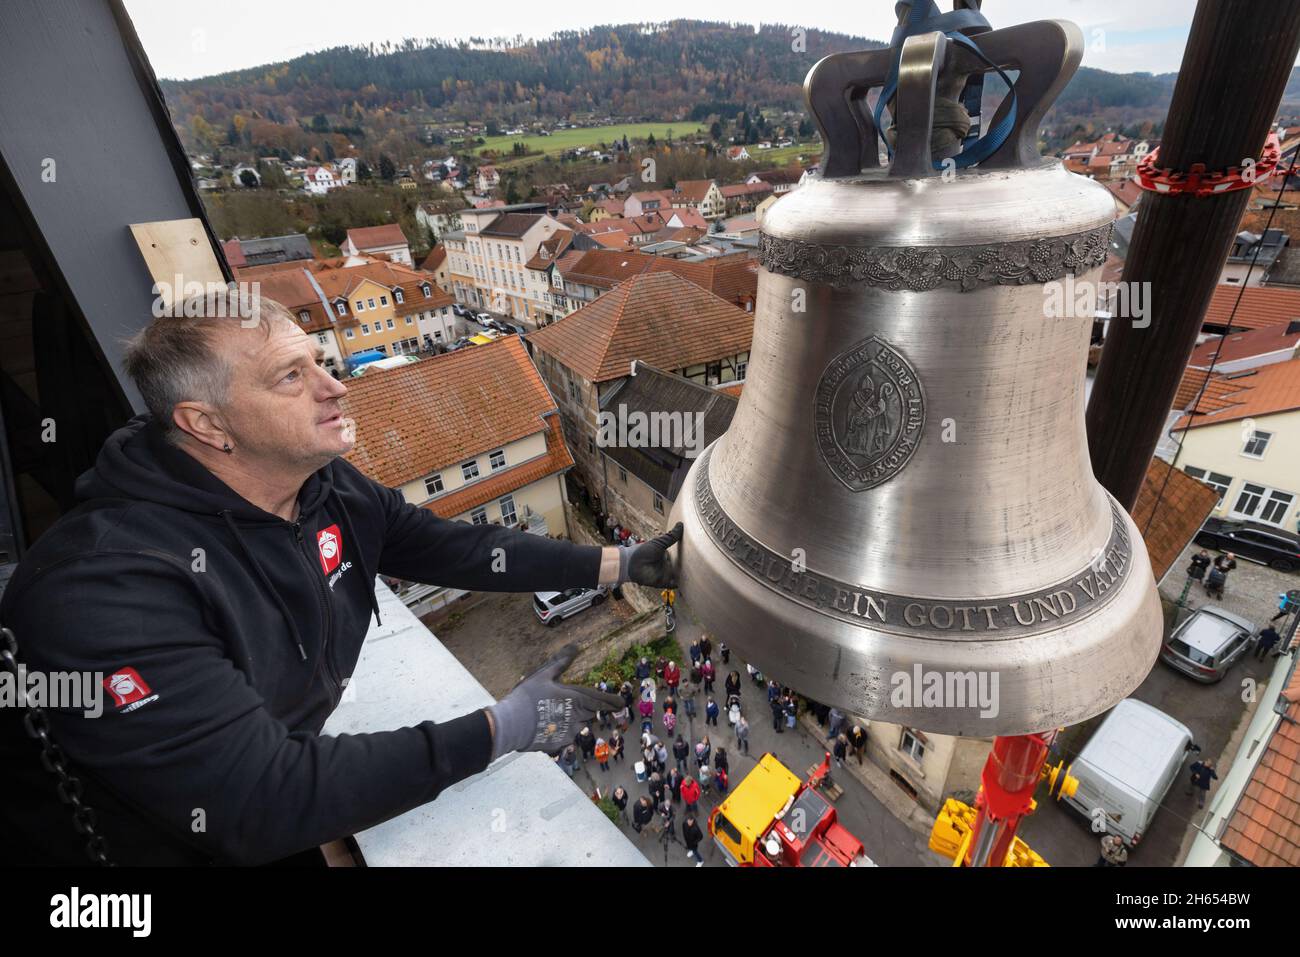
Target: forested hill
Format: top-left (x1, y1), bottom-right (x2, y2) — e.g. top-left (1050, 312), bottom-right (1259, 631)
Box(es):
top-left (161, 19), bottom-right (1185, 136)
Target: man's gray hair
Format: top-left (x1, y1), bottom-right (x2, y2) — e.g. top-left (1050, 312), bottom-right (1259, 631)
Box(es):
top-left (122, 293), bottom-right (294, 443)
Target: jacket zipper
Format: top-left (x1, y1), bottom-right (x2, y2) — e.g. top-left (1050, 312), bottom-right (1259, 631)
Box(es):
top-left (293, 520), bottom-right (341, 707)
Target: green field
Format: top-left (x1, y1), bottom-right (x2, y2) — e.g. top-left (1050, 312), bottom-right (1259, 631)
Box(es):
top-left (476, 121), bottom-right (707, 163)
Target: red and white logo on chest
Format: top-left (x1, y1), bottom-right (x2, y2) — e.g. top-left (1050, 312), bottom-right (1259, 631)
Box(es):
top-left (316, 524), bottom-right (342, 575)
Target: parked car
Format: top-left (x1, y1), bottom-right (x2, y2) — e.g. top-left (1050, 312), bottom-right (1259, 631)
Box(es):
top-left (445, 336), bottom-right (472, 352)
top-left (1061, 698), bottom-right (1196, 848)
top-left (532, 585), bottom-right (609, 626)
top-left (451, 303), bottom-right (469, 317)
top-left (1161, 604), bottom-right (1254, 683)
top-left (473, 311), bottom-right (493, 325)
top-left (1195, 517), bottom-right (1300, 572)
top-left (348, 354), bottom-right (419, 377)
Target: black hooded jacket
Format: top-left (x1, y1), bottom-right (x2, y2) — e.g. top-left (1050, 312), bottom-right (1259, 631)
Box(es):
top-left (0, 415), bottom-right (604, 865)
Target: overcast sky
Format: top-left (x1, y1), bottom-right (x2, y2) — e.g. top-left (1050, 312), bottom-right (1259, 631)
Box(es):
top-left (123, 0), bottom-right (1228, 81)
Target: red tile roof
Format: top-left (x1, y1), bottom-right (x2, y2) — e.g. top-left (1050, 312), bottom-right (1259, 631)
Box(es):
top-left (346, 224), bottom-right (409, 251)
top-left (1188, 324), bottom-right (1300, 368)
top-left (418, 246), bottom-right (447, 272)
top-left (1220, 694), bottom-right (1300, 866)
top-left (1130, 458), bottom-right (1220, 582)
top-left (672, 179), bottom-right (715, 204)
top-left (1203, 284), bottom-right (1300, 332)
top-left (420, 416), bottom-right (572, 520)
top-left (720, 182), bottom-right (772, 198)
top-left (1172, 357), bottom-right (1300, 430)
top-left (341, 336), bottom-right (563, 487)
top-left (222, 239), bottom-right (247, 268)
top-left (526, 271), bottom-right (754, 383)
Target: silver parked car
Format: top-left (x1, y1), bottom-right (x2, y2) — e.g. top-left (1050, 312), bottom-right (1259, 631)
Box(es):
top-left (1160, 605), bottom-right (1254, 683)
top-left (533, 585), bottom-right (609, 626)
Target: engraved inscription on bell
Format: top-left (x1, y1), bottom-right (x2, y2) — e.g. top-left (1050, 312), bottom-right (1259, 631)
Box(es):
top-left (814, 336), bottom-right (925, 491)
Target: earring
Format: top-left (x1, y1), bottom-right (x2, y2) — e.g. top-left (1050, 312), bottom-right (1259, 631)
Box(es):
top-left (222, 441), bottom-right (233, 454)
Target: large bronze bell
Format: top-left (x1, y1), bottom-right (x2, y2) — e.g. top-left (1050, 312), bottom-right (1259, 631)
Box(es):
top-left (669, 19), bottom-right (1163, 736)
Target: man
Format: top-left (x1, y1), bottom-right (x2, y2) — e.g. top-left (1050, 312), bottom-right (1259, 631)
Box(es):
top-left (1255, 625), bottom-right (1282, 661)
top-left (0, 300), bottom-right (682, 865)
top-left (1095, 833), bottom-right (1128, 867)
top-left (1187, 759), bottom-right (1218, 810)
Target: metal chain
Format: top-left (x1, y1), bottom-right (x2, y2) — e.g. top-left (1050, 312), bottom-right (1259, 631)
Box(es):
top-left (1, 626), bottom-right (113, 865)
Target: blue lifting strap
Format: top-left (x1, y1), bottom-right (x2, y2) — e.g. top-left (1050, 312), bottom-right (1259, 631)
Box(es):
top-left (872, 0), bottom-right (1019, 170)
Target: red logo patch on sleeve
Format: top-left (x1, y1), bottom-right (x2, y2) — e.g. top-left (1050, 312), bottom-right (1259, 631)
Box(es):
top-left (317, 524), bottom-right (342, 575)
top-left (104, 668), bottom-right (152, 709)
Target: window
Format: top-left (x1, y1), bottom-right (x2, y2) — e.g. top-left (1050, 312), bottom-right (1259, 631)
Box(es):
top-left (361, 323), bottom-right (370, 335)
top-left (654, 493), bottom-right (664, 515)
top-left (618, 466), bottom-right (628, 483)
top-left (395, 289), bottom-right (404, 304)
top-left (424, 473), bottom-right (444, 496)
top-left (736, 360), bottom-right (748, 380)
top-left (317, 333), bottom-right (328, 344)
top-left (380, 295), bottom-right (389, 306)
top-left (367, 298), bottom-right (376, 310)
top-left (470, 507), bottom-right (488, 526)
top-left (421, 284), bottom-right (430, 297)
top-left (386, 318), bottom-right (395, 330)
top-left (345, 328), bottom-right (355, 340)
top-left (462, 460), bottom-right (480, 481)
top-left (355, 301), bottom-right (365, 312)
top-left (434, 330), bottom-right (443, 341)
top-left (900, 729), bottom-right (926, 762)
top-left (335, 301), bottom-right (347, 316)
top-left (1231, 481), bottom-right (1295, 525)
top-left (499, 495), bottom-right (517, 527)
top-left (587, 437), bottom-right (594, 454)
top-left (298, 310), bottom-right (310, 323)
top-left (1242, 429), bottom-right (1272, 458)
top-left (489, 449), bottom-right (506, 471)
top-left (1184, 466), bottom-right (1233, 502)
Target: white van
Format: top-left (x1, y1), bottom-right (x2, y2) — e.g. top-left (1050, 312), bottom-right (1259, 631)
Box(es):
top-left (1062, 698), bottom-right (1196, 848)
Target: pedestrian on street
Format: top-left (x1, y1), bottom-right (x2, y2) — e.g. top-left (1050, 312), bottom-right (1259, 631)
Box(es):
top-left (833, 733), bottom-right (849, 768)
top-left (559, 744), bottom-right (577, 778)
top-left (700, 635), bottom-right (713, 661)
top-left (1187, 759), bottom-right (1218, 809)
top-left (1187, 549), bottom-right (1210, 582)
top-left (664, 660), bottom-right (681, 693)
top-left (613, 703), bottom-right (630, 732)
top-left (735, 714), bottom-right (750, 754)
top-left (674, 735), bottom-right (689, 775)
top-left (1214, 552), bottom-right (1238, 575)
top-left (656, 656), bottom-right (668, 684)
top-left (648, 771), bottom-right (665, 806)
top-left (595, 736), bottom-right (610, 772)
top-left (849, 724), bottom-right (867, 763)
top-left (771, 695), bottom-right (785, 733)
top-left (663, 693), bottom-right (677, 715)
top-left (784, 696), bottom-right (797, 731)
top-left (658, 796), bottom-right (677, 840)
top-left (654, 740), bottom-right (669, 775)
top-left (632, 796), bottom-right (654, 835)
top-left (611, 785), bottom-right (630, 823)
top-left (689, 639), bottom-right (701, 667)
top-left (696, 735), bottom-right (712, 771)
top-left (706, 696), bottom-right (720, 727)
top-left (719, 641), bottom-right (730, 665)
top-left (767, 679), bottom-right (781, 704)
top-left (1270, 589), bottom-right (1300, 622)
top-left (681, 776), bottom-right (701, 816)
top-left (666, 767), bottom-right (683, 803)
top-left (663, 706), bottom-right (677, 736)
top-left (576, 725), bottom-right (596, 765)
top-left (714, 747), bottom-right (729, 778)
top-left (620, 681), bottom-right (635, 712)
top-left (715, 765), bottom-right (729, 798)
top-left (611, 729), bottom-right (625, 763)
top-left (699, 763), bottom-right (712, 796)
top-left (1255, 625), bottom-right (1282, 660)
top-left (725, 670), bottom-right (741, 700)
top-left (828, 707), bottom-right (845, 741)
top-left (683, 815), bottom-right (704, 865)
top-left (1095, 833), bottom-right (1128, 867)
top-left (635, 657), bottom-right (652, 682)
top-left (727, 695), bottom-right (741, 728)
top-left (747, 663), bottom-right (761, 686)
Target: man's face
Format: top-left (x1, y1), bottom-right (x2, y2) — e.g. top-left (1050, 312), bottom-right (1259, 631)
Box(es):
top-left (218, 318), bottom-right (352, 472)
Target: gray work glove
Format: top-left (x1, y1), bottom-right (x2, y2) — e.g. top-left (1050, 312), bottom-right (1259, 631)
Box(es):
top-left (487, 644), bottom-right (624, 761)
top-left (618, 522), bottom-right (683, 588)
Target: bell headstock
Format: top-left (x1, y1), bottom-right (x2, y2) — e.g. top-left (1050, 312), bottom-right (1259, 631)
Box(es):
top-left (805, 19), bottom-right (1085, 178)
